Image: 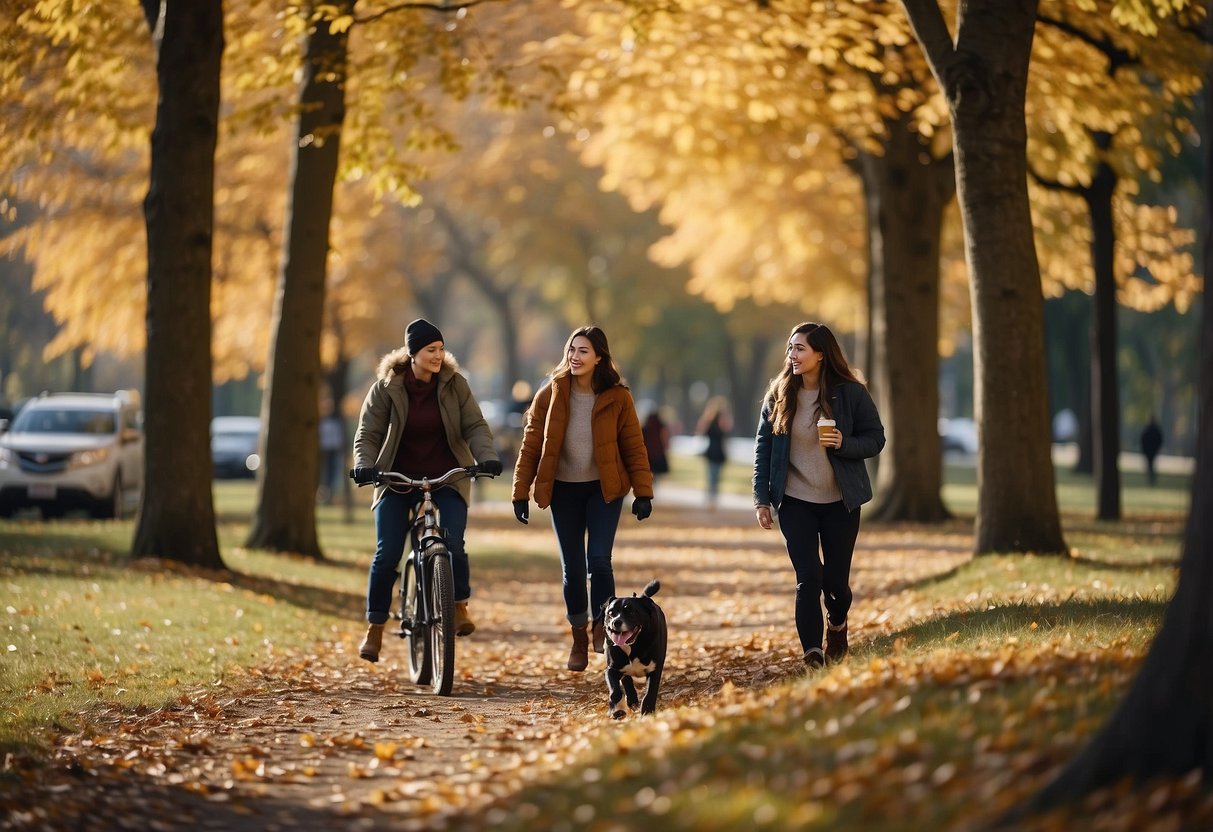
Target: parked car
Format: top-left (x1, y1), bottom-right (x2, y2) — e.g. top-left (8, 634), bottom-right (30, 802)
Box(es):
top-left (939, 416), bottom-right (979, 455)
top-left (0, 391), bottom-right (143, 519)
top-left (211, 416), bottom-right (261, 479)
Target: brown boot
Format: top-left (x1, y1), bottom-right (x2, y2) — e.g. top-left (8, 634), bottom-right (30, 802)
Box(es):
top-left (568, 624), bottom-right (590, 672)
top-left (591, 618), bottom-right (605, 654)
top-left (454, 602), bottom-right (475, 637)
top-left (825, 619), bottom-right (848, 663)
top-left (359, 623), bottom-right (385, 663)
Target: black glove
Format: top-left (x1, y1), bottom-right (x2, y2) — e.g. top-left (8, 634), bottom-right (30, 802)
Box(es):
top-left (350, 466), bottom-right (379, 485)
top-left (478, 459), bottom-right (503, 477)
top-left (632, 496), bottom-right (652, 521)
top-left (512, 499), bottom-right (530, 525)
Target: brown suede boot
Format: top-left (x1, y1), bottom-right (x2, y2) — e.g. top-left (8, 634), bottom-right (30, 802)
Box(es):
top-left (359, 623), bottom-right (385, 663)
top-left (568, 624), bottom-right (590, 672)
top-left (454, 602), bottom-right (475, 637)
top-left (591, 618), bottom-right (605, 654)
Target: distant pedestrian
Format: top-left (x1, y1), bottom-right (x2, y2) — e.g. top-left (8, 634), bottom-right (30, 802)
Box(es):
top-left (1141, 418), bottom-right (1164, 487)
top-left (318, 408), bottom-right (345, 505)
top-left (642, 410), bottom-right (671, 479)
top-left (753, 322), bottom-right (885, 670)
top-left (697, 396), bottom-right (732, 509)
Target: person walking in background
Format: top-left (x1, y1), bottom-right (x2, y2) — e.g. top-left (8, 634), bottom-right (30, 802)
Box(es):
top-left (350, 318), bottom-right (503, 663)
top-left (753, 322), bottom-right (885, 670)
top-left (1141, 417), bottom-right (1164, 486)
top-left (641, 409), bottom-right (671, 480)
top-left (511, 325), bottom-right (654, 672)
top-left (698, 396), bottom-right (732, 509)
top-left (318, 405), bottom-right (345, 505)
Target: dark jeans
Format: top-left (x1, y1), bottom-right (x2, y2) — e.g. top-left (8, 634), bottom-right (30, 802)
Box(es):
top-left (549, 480), bottom-right (624, 627)
top-left (366, 487), bottom-right (469, 625)
top-left (776, 495), bottom-right (861, 654)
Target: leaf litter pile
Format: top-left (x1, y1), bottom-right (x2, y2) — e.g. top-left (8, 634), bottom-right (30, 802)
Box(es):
top-left (4, 503), bottom-right (1207, 831)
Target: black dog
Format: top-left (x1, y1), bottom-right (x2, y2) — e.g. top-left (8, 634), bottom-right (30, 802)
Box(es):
top-left (602, 580), bottom-right (667, 719)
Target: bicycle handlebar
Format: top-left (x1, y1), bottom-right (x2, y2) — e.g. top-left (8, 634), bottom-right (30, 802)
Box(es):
top-left (353, 464), bottom-right (498, 490)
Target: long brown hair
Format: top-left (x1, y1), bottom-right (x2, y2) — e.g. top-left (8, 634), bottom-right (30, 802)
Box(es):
top-left (762, 322), bottom-right (862, 435)
top-left (551, 325), bottom-right (623, 393)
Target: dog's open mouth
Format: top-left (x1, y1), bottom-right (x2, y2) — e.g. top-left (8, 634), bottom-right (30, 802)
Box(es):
top-left (609, 626), bottom-right (641, 647)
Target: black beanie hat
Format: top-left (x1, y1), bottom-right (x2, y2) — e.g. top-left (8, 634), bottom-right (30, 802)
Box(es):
top-left (405, 318), bottom-right (444, 355)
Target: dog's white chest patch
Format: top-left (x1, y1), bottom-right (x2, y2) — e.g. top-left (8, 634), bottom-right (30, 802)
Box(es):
top-left (622, 658), bottom-right (656, 678)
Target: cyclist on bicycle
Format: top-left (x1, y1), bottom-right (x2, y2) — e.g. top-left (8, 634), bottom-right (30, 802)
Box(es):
top-left (351, 319), bottom-right (502, 663)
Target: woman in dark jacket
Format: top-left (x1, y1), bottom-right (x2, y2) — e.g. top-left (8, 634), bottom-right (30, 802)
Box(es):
top-left (753, 321), bottom-right (884, 669)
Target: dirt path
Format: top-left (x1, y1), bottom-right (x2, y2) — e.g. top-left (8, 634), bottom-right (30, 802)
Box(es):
top-left (3, 503), bottom-right (972, 831)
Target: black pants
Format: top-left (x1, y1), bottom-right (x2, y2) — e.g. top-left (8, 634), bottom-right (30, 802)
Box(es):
top-left (776, 495), bottom-right (861, 655)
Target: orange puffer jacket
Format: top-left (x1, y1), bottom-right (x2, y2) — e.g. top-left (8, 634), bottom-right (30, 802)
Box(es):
top-left (511, 376), bottom-right (654, 509)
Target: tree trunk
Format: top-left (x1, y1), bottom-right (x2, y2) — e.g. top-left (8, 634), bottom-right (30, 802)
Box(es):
top-left (432, 206), bottom-right (523, 397)
top-left (862, 116), bottom-right (954, 522)
top-left (902, 0), bottom-right (1067, 555)
top-left (247, 1), bottom-right (351, 558)
top-left (1013, 23), bottom-right (1213, 809)
top-left (131, 0), bottom-right (224, 569)
top-left (724, 332), bottom-right (773, 440)
top-left (1085, 145), bottom-right (1122, 520)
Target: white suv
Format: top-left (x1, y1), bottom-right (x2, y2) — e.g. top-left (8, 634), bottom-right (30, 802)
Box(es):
top-left (0, 391), bottom-right (143, 519)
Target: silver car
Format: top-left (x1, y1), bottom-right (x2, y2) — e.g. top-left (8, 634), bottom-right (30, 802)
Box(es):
top-left (0, 391), bottom-right (143, 519)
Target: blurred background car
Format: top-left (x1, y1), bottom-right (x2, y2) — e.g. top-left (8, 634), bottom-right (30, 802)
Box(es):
top-left (211, 416), bottom-right (261, 479)
top-left (938, 416), bottom-right (978, 456)
top-left (0, 390), bottom-right (143, 519)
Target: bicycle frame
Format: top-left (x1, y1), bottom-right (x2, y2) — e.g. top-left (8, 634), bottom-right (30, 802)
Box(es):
top-left (403, 488), bottom-right (447, 636)
top-left (364, 465), bottom-right (492, 695)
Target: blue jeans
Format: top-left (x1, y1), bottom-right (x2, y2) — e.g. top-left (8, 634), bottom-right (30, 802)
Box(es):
top-left (549, 480), bottom-right (623, 627)
top-left (366, 487), bottom-right (470, 625)
top-left (776, 496), bottom-right (861, 654)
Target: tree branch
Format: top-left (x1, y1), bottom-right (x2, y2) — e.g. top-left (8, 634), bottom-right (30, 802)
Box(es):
top-left (1036, 13), bottom-right (1137, 74)
top-left (1027, 162), bottom-right (1086, 197)
top-left (898, 0), bottom-right (956, 87)
top-left (357, 0), bottom-right (504, 25)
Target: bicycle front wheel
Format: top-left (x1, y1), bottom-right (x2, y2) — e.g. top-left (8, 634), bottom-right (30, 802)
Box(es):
top-left (427, 544), bottom-right (456, 696)
top-left (402, 556), bottom-right (431, 686)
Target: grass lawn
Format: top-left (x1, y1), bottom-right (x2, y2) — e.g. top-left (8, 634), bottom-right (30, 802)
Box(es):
top-left (0, 452), bottom-right (1196, 829)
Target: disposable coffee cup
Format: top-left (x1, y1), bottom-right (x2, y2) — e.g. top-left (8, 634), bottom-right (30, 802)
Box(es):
top-left (817, 419), bottom-right (836, 442)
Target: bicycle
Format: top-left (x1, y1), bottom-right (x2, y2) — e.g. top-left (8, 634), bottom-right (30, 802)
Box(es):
top-left (357, 464), bottom-right (497, 696)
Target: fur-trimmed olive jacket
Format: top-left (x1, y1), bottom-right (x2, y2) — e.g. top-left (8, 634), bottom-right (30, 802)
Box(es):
top-left (511, 375), bottom-right (654, 509)
top-left (353, 349), bottom-right (498, 507)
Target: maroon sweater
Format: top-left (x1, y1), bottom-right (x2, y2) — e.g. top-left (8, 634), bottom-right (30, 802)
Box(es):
top-left (392, 366), bottom-right (460, 478)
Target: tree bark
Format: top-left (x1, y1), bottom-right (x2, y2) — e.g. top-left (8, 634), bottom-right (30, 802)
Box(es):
top-left (432, 206), bottom-right (522, 397)
top-left (1084, 140), bottom-right (1122, 520)
top-left (1011, 4), bottom-right (1213, 816)
top-left (247, 1), bottom-right (352, 558)
top-left (862, 114), bottom-right (955, 522)
top-left (901, 0), bottom-right (1067, 555)
top-left (131, 0), bottom-right (224, 569)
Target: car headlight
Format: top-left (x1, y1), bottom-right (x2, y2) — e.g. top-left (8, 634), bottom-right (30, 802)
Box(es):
top-left (69, 447), bottom-right (112, 469)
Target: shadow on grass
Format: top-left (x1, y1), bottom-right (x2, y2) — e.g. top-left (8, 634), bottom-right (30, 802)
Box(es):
top-left (864, 595), bottom-right (1167, 656)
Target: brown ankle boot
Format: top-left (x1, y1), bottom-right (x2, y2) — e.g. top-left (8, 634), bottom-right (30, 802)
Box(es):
top-left (454, 602), bottom-right (475, 637)
top-left (568, 624), bottom-right (590, 671)
top-left (825, 619), bottom-right (848, 662)
top-left (359, 623), bottom-right (385, 663)
top-left (591, 618), bottom-right (605, 654)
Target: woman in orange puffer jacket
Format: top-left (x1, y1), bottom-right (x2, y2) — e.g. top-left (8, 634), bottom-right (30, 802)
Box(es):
top-left (511, 326), bottom-right (654, 672)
